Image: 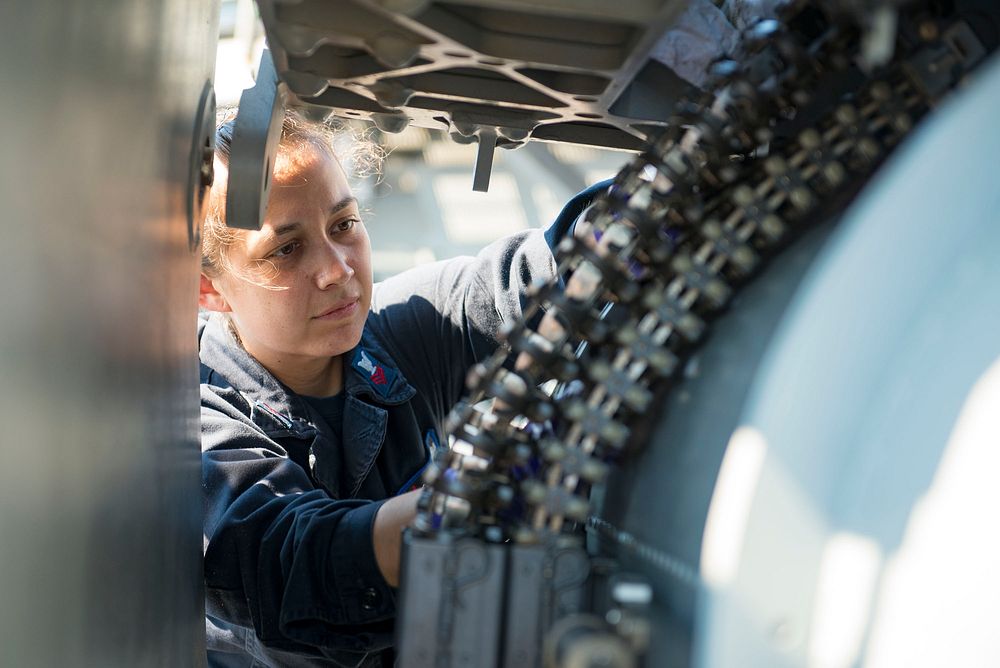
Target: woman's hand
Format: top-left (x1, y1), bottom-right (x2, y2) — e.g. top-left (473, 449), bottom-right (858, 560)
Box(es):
top-left (371, 489), bottom-right (421, 587)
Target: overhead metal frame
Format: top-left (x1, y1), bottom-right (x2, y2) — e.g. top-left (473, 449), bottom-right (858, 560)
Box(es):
top-left (255, 0), bottom-right (696, 167)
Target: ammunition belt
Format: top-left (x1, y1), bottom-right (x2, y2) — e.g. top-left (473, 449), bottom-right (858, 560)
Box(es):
top-left (412, 1), bottom-right (981, 561)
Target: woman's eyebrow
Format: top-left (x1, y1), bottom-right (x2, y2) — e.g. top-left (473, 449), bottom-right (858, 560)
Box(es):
top-left (267, 197), bottom-right (357, 238)
top-left (272, 221), bottom-right (301, 237)
top-left (330, 196), bottom-right (358, 215)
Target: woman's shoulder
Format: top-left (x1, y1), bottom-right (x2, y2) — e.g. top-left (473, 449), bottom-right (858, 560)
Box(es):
top-left (197, 311), bottom-right (294, 428)
top-left (369, 227), bottom-right (553, 315)
top-left (199, 311), bottom-right (240, 389)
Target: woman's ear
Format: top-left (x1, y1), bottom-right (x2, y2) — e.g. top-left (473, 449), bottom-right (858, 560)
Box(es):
top-left (199, 274), bottom-right (232, 312)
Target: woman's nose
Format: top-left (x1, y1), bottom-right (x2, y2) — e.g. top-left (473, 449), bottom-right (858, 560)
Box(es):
top-left (315, 243), bottom-right (354, 289)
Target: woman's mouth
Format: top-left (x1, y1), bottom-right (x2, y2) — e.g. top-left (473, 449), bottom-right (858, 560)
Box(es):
top-left (314, 299), bottom-right (359, 320)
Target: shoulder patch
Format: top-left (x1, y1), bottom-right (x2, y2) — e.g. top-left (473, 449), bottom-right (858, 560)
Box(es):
top-left (352, 348), bottom-right (397, 397)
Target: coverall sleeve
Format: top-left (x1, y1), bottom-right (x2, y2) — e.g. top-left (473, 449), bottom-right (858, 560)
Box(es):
top-left (368, 228), bottom-right (559, 422)
top-left (201, 386), bottom-right (396, 656)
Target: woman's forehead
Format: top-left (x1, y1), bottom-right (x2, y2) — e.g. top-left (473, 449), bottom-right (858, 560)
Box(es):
top-left (266, 146), bottom-right (353, 215)
top-left (273, 142), bottom-right (342, 181)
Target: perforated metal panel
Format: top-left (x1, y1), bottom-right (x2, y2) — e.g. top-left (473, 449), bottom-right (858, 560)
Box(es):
top-left (258, 0), bottom-right (695, 151)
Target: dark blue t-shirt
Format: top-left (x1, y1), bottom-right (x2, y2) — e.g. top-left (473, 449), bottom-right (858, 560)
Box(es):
top-left (303, 393), bottom-right (345, 439)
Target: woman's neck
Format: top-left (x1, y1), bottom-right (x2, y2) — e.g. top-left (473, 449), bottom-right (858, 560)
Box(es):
top-left (226, 318), bottom-right (345, 397)
top-left (275, 358), bottom-right (344, 397)
top-left (249, 346), bottom-right (344, 397)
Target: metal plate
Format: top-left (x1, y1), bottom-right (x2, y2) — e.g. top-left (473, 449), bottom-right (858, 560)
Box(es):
top-left (0, 0), bottom-right (219, 664)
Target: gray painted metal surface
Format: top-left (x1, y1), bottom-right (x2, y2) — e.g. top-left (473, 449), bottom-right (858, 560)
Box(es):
top-left (696, 52), bottom-right (1000, 668)
top-left (0, 0), bottom-right (219, 665)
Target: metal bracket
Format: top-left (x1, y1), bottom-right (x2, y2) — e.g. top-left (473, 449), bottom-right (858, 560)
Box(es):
top-left (502, 541), bottom-right (590, 668)
top-left (225, 49), bottom-right (287, 230)
top-left (398, 533), bottom-right (506, 668)
top-left (473, 128), bottom-right (498, 193)
top-left (187, 80), bottom-right (215, 251)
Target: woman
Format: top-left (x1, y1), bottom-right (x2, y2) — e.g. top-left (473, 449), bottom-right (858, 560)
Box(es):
top-left (198, 110), bottom-right (561, 667)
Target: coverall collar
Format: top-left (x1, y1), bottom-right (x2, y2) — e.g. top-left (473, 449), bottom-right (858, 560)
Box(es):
top-left (199, 311), bottom-right (417, 498)
top-left (200, 311), bottom-right (415, 414)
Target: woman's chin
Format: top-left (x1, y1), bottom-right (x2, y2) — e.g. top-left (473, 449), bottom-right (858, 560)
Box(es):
top-left (313, 328), bottom-right (364, 359)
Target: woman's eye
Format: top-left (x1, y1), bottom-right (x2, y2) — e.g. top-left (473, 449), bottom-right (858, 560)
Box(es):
top-left (334, 218), bottom-right (357, 234)
top-left (271, 242), bottom-right (298, 258)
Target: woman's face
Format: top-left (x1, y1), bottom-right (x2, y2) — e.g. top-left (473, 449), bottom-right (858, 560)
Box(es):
top-left (204, 144), bottom-right (373, 368)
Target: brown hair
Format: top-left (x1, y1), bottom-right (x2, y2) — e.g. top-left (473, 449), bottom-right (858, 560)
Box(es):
top-left (201, 107), bottom-right (383, 280)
